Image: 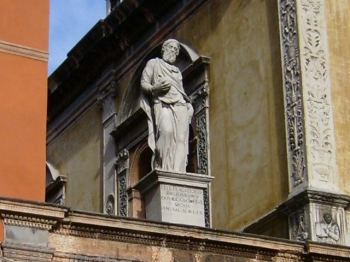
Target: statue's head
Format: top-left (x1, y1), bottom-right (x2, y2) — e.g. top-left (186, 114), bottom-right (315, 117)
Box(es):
top-left (161, 39), bottom-right (180, 64)
top-left (323, 212), bottom-right (332, 224)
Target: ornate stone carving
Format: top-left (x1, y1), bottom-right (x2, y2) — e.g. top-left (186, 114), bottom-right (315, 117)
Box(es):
top-left (115, 149), bottom-right (129, 216)
top-left (105, 194), bottom-right (115, 215)
top-left (197, 114), bottom-right (208, 175)
top-left (115, 149), bottom-right (129, 174)
top-left (291, 212), bottom-right (309, 241)
top-left (279, 0), bottom-right (307, 187)
top-left (298, 0), bottom-right (336, 185)
top-left (192, 83), bottom-right (209, 114)
top-left (0, 200), bottom-right (66, 231)
top-left (315, 211), bottom-right (341, 244)
top-left (280, 0), bottom-right (338, 190)
top-left (118, 173), bottom-right (128, 217)
top-left (203, 188), bottom-right (210, 227)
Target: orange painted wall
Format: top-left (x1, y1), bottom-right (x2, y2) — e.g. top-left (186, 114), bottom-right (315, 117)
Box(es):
top-left (0, 0), bottom-right (49, 204)
top-left (0, 0), bottom-right (49, 50)
top-left (0, 1), bottom-right (49, 241)
top-left (0, 53), bottom-right (47, 201)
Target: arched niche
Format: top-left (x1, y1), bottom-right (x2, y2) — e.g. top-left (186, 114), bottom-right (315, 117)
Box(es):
top-left (46, 161), bottom-right (67, 205)
top-left (112, 40), bottom-right (211, 219)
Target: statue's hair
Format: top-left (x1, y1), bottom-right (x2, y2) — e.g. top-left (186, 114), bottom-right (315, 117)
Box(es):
top-left (323, 212), bottom-right (332, 217)
top-left (162, 39), bottom-right (180, 56)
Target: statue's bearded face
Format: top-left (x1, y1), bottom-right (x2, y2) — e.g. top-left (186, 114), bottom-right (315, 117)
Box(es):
top-left (162, 42), bottom-right (179, 63)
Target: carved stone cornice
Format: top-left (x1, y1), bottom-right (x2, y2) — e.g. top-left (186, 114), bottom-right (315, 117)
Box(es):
top-left (51, 210), bottom-right (306, 261)
top-left (0, 198), bottom-right (67, 230)
top-left (281, 190), bottom-right (350, 215)
top-left (306, 242), bottom-right (350, 261)
top-left (0, 197), bottom-right (347, 261)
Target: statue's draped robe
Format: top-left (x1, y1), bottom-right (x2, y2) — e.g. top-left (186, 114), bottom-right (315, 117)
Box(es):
top-left (140, 58), bottom-right (193, 172)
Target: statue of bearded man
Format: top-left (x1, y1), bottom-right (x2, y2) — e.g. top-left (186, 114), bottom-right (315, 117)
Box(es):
top-left (140, 39), bottom-right (193, 172)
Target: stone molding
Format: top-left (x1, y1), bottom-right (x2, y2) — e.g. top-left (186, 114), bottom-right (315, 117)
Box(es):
top-left (0, 198), bottom-right (67, 230)
top-left (1, 243), bottom-right (55, 261)
top-left (0, 198), bottom-right (349, 261)
top-left (0, 40), bottom-right (48, 62)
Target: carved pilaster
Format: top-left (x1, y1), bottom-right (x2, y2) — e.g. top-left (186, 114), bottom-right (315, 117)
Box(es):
top-left (279, 0), bottom-right (339, 194)
top-left (279, 0), bottom-right (307, 190)
top-left (297, 0), bottom-right (338, 191)
top-left (192, 83), bottom-right (210, 176)
top-left (203, 188), bottom-right (210, 227)
top-left (99, 77), bottom-right (118, 216)
top-left (115, 149), bottom-right (129, 217)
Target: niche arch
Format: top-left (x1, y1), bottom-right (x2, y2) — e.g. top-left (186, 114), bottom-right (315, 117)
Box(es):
top-left (112, 40), bottom-right (211, 218)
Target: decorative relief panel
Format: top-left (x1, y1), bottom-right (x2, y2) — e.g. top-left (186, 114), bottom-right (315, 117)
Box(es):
top-left (311, 205), bottom-right (345, 245)
top-left (298, 0), bottom-right (337, 187)
top-left (117, 172), bottom-right (128, 217)
top-left (290, 209), bottom-right (310, 242)
top-left (191, 83), bottom-right (210, 176)
top-left (279, 0), bottom-right (307, 188)
top-left (203, 188), bottom-right (210, 227)
top-left (115, 149), bottom-right (129, 217)
top-left (279, 0), bottom-right (338, 191)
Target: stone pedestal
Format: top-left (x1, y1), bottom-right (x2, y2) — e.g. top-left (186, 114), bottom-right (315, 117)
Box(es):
top-left (134, 169), bottom-right (214, 227)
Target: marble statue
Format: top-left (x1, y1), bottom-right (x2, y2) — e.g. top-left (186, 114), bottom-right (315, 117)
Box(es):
top-left (140, 39), bottom-right (193, 172)
top-left (315, 212), bottom-right (340, 244)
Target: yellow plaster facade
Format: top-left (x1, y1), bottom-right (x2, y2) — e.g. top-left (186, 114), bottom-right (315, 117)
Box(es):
top-left (326, 0), bottom-right (350, 194)
top-left (173, 0), bottom-right (288, 230)
top-left (47, 105), bottom-right (102, 212)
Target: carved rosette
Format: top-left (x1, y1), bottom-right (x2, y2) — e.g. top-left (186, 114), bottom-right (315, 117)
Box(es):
top-left (298, 0), bottom-right (337, 187)
top-left (105, 194), bottom-right (115, 215)
top-left (115, 149), bottom-right (129, 217)
top-left (279, 0), bottom-right (307, 188)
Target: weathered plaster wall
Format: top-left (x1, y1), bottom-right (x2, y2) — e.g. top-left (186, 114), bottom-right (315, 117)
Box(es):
top-left (325, 0), bottom-right (350, 194)
top-left (174, 0), bottom-right (288, 230)
top-left (47, 105), bottom-right (102, 212)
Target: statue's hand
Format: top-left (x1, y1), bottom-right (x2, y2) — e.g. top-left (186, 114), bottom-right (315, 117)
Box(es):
top-left (153, 76), bottom-right (171, 93)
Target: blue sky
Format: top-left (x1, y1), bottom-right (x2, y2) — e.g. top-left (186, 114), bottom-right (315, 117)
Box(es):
top-left (48, 0), bottom-right (106, 75)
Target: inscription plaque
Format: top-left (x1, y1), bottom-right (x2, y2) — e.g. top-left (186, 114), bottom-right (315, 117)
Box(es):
top-left (134, 169), bottom-right (213, 227)
top-left (160, 184), bottom-right (205, 226)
